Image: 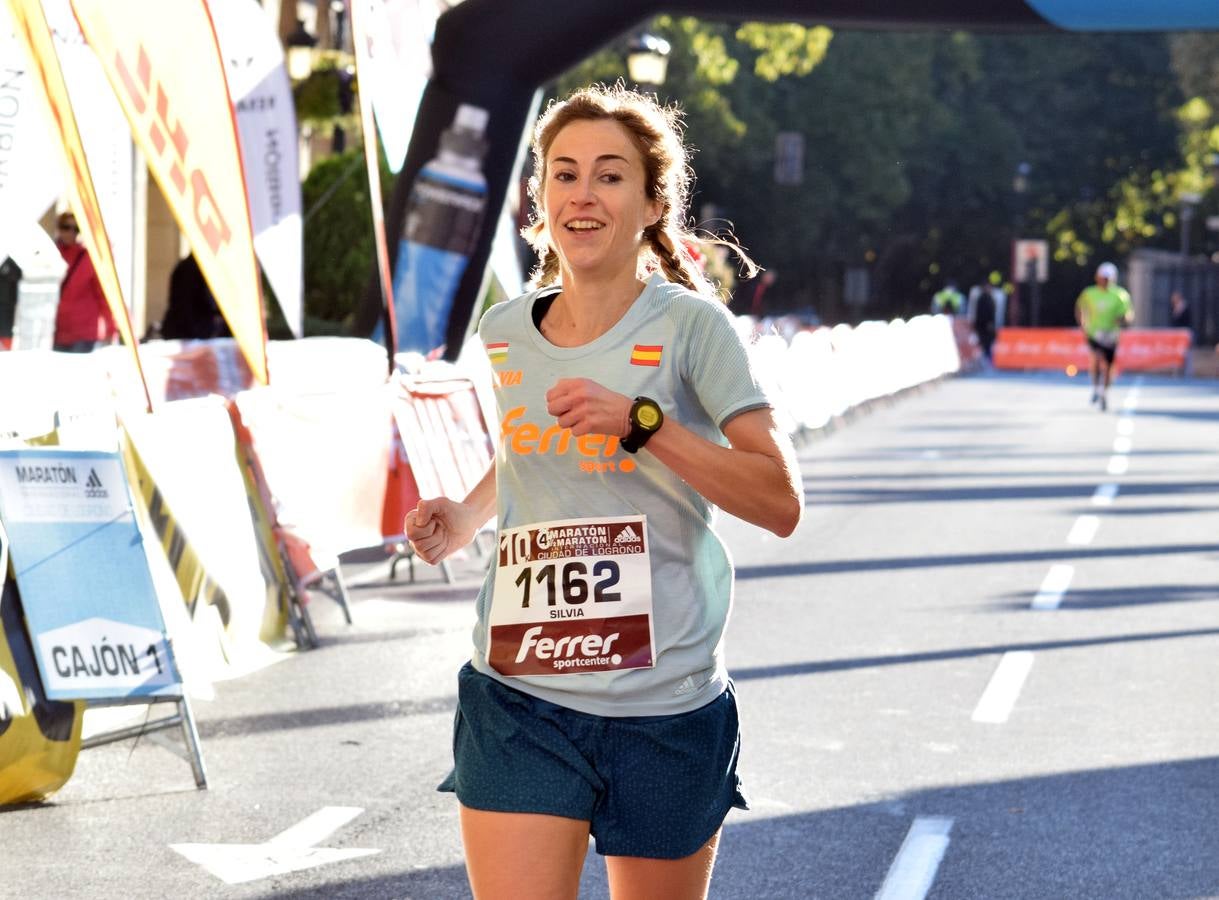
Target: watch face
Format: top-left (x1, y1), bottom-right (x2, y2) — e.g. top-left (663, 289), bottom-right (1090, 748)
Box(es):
top-left (636, 402), bottom-right (662, 430)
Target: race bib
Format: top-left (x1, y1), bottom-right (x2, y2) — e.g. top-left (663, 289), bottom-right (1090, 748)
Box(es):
top-left (487, 515), bottom-right (654, 677)
top-left (1091, 329), bottom-right (1118, 347)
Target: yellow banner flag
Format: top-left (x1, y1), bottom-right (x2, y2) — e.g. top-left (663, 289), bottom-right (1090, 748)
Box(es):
top-left (5, 0), bottom-right (152, 410)
top-left (71, 0), bottom-right (269, 385)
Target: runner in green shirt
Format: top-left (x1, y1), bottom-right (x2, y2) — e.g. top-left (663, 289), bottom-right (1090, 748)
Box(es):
top-left (1075, 261), bottom-right (1132, 411)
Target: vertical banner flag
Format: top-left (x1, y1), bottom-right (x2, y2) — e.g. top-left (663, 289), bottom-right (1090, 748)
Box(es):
top-left (352, 0), bottom-right (438, 175)
top-left (0, 3), bottom-right (62, 258)
top-left (349, 0), bottom-right (398, 359)
top-left (5, 0), bottom-right (151, 410)
top-left (209, 0), bottom-right (303, 338)
top-left (72, 0), bottom-right (269, 386)
top-left (43, 0), bottom-right (137, 310)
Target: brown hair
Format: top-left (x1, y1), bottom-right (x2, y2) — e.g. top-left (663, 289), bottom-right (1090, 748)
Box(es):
top-left (522, 83), bottom-right (756, 301)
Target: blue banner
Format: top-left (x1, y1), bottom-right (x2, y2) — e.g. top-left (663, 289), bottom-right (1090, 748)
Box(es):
top-left (0, 449), bottom-right (180, 701)
top-left (1025, 0), bottom-right (1219, 30)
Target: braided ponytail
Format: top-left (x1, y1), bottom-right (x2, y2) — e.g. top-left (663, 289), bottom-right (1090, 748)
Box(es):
top-left (646, 225), bottom-right (709, 296)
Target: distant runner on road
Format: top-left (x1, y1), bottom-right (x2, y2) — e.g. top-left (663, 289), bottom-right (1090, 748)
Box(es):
top-left (1075, 261), bottom-right (1132, 411)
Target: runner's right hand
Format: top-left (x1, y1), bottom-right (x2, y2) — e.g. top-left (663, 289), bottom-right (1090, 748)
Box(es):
top-left (406, 497), bottom-right (480, 565)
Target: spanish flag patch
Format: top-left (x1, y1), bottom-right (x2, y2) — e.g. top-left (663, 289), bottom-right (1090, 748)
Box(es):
top-left (630, 344), bottom-right (662, 367)
top-left (486, 341), bottom-right (509, 364)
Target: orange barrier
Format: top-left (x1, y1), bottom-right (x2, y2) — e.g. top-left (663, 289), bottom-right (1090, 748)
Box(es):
top-left (993, 327), bottom-right (1192, 372)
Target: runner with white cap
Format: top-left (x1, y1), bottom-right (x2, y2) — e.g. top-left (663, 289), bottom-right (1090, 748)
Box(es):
top-left (1075, 261), bottom-right (1132, 411)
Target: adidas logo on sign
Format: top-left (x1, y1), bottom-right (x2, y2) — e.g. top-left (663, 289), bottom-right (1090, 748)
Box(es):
top-left (614, 525), bottom-right (640, 545)
top-left (84, 468), bottom-right (108, 499)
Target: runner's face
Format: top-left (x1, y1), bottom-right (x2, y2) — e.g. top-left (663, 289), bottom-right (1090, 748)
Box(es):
top-left (542, 119), bottom-right (661, 280)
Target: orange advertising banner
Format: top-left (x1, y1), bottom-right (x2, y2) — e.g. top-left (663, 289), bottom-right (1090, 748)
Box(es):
top-left (5, 0), bottom-right (151, 409)
top-left (993, 327), bottom-right (1191, 372)
top-left (71, 0), bottom-right (269, 385)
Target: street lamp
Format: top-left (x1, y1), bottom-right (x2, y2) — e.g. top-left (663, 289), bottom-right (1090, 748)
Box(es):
top-left (1179, 191), bottom-right (1202, 257)
top-left (1012, 162), bottom-right (1032, 325)
top-left (285, 18), bottom-right (318, 81)
top-left (1012, 161), bottom-right (1031, 197)
top-left (627, 32), bottom-right (671, 90)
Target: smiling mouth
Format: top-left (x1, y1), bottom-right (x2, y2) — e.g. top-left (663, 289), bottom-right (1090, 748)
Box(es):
top-left (565, 220), bottom-right (604, 232)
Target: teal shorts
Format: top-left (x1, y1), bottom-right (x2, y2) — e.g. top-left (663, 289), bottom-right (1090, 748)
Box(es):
top-left (438, 661), bottom-right (749, 859)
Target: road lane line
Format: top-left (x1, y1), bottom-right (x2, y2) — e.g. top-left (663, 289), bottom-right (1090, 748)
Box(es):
top-left (1066, 515), bottom-right (1100, 545)
top-left (1117, 418), bottom-right (1135, 436)
top-left (1112, 436), bottom-right (1133, 454)
top-left (874, 817), bottom-right (954, 900)
top-left (972, 651), bottom-right (1035, 723)
top-left (1031, 564), bottom-right (1074, 610)
top-left (1106, 455), bottom-right (1129, 475)
top-left (1092, 483), bottom-right (1119, 505)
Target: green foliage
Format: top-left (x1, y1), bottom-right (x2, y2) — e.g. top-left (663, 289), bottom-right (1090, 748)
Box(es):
top-left (542, 21), bottom-right (1198, 325)
top-left (300, 143), bottom-right (392, 333)
top-left (735, 23), bottom-right (832, 80)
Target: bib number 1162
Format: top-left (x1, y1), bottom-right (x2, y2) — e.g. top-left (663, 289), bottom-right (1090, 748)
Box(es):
top-left (513, 560), bottom-right (621, 607)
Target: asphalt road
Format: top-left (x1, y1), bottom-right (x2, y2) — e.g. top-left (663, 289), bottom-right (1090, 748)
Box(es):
top-left (3, 369), bottom-right (1217, 900)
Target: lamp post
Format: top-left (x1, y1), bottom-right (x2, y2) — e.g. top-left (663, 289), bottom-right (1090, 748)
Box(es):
top-left (1179, 191), bottom-right (1201, 258)
top-left (626, 32), bottom-right (671, 91)
top-left (1012, 161), bottom-right (1031, 325)
top-left (285, 18), bottom-right (318, 82)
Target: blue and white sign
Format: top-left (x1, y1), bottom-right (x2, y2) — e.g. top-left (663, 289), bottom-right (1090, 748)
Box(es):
top-left (0, 449), bottom-right (180, 700)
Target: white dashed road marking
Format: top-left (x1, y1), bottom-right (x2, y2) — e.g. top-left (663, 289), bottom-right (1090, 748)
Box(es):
top-left (874, 817), bottom-right (955, 900)
top-left (1031, 564), bottom-right (1074, 610)
top-left (972, 651), bottom-right (1035, 724)
top-left (1066, 515), bottom-right (1100, 546)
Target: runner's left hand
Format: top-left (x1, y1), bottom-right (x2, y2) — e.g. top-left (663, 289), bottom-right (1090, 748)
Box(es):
top-left (546, 378), bottom-right (632, 438)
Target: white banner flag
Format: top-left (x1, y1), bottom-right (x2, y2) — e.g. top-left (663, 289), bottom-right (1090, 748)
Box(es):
top-left (209, 0), bottom-right (303, 337)
top-left (0, 3), bottom-right (62, 257)
top-left (42, 0), bottom-right (136, 312)
top-left (352, 0), bottom-right (438, 174)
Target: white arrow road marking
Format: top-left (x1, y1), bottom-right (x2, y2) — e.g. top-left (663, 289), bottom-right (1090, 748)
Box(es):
top-left (170, 807), bottom-right (380, 885)
top-left (875, 816), bottom-right (954, 900)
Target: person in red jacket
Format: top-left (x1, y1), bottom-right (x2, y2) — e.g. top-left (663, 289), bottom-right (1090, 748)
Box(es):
top-left (52, 211), bottom-right (116, 352)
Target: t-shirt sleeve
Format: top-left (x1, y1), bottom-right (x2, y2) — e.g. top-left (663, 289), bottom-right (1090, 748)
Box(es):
top-left (679, 299), bottom-right (771, 429)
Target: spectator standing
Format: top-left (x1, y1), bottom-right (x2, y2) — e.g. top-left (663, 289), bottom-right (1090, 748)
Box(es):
top-left (161, 254), bottom-right (230, 340)
top-left (52, 211), bottom-right (115, 352)
top-left (1169, 290), bottom-right (1193, 375)
top-left (931, 281), bottom-right (964, 315)
top-left (1169, 290), bottom-right (1191, 330)
top-left (969, 281), bottom-right (999, 363)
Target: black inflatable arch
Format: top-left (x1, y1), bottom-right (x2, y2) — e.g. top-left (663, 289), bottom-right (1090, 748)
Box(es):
top-left (372, 0), bottom-right (1214, 357)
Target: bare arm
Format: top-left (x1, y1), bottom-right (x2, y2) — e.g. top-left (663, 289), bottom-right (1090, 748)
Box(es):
top-left (404, 461), bottom-right (496, 565)
top-left (546, 379), bottom-right (803, 537)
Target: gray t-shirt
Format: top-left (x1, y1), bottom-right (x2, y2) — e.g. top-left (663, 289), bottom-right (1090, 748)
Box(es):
top-left (471, 273), bottom-right (771, 716)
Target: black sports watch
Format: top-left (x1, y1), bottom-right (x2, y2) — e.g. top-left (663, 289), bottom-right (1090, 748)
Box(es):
top-left (620, 396), bottom-right (664, 454)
